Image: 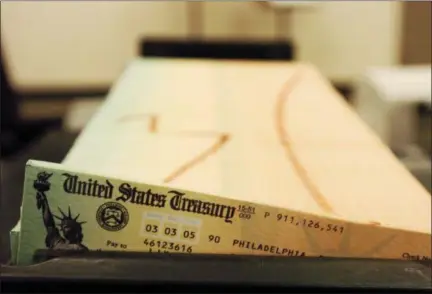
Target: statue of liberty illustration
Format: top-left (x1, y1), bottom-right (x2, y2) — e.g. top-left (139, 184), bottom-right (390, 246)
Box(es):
top-left (34, 171), bottom-right (89, 251)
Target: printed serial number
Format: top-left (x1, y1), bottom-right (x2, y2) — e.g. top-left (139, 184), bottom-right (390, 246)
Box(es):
top-left (276, 214), bottom-right (344, 234)
top-left (144, 238), bottom-right (193, 253)
top-left (238, 204), bottom-right (256, 220)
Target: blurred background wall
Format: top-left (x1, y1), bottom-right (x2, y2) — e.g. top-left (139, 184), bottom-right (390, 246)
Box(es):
top-left (401, 1), bottom-right (431, 65)
top-left (1, 1), bottom-right (403, 91)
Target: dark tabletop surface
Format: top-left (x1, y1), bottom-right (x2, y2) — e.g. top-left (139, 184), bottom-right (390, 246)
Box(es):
top-left (2, 251), bottom-right (431, 292)
top-left (0, 129), bottom-right (78, 264)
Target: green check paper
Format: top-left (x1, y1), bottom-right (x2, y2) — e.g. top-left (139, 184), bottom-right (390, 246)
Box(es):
top-left (15, 160), bottom-right (431, 265)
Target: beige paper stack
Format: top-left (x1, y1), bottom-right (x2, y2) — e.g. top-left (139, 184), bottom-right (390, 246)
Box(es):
top-left (26, 58), bottom-right (429, 261)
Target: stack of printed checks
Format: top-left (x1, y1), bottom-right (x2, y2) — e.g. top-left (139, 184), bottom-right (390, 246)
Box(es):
top-left (12, 59), bottom-right (431, 265)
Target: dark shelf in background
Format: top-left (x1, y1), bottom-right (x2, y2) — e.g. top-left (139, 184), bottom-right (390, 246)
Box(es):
top-left (141, 38), bottom-right (295, 61)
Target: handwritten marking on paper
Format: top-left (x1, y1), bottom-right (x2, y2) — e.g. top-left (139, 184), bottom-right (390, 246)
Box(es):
top-left (164, 133), bottom-right (230, 183)
top-left (117, 113), bottom-right (230, 184)
top-left (275, 70), bottom-right (336, 215)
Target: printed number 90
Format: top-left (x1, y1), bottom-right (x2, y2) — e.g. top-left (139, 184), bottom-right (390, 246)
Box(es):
top-left (208, 235), bottom-right (221, 244)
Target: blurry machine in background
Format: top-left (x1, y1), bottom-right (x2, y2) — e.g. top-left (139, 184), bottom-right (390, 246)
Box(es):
top-left (354, 65), bottom-right (431, 192)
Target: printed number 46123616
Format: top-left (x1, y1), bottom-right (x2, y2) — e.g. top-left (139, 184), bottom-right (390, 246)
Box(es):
top-left (144, 239), bottom-right (193, 253)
